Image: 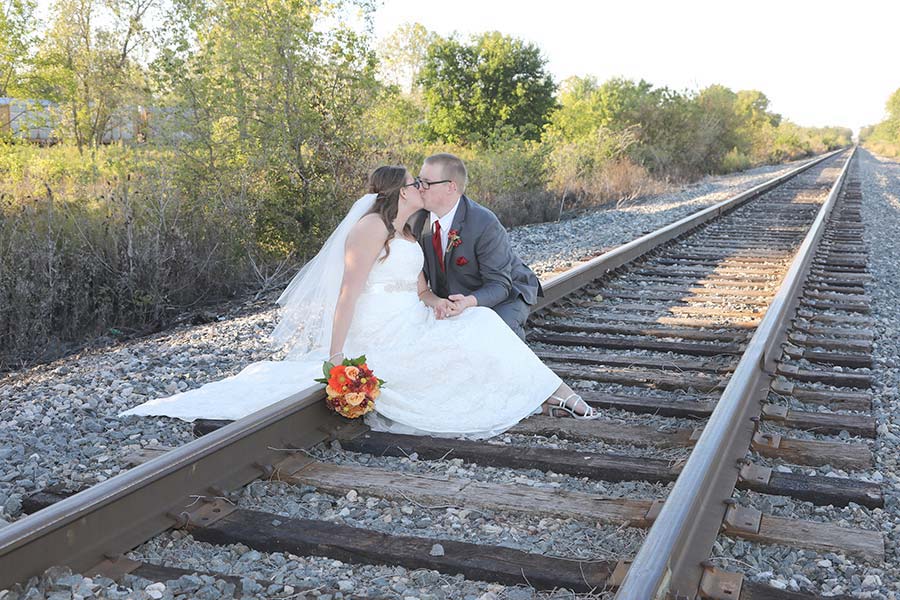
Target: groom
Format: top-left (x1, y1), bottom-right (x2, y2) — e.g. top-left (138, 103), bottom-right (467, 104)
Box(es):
top-left (414, 153), bottom-right (543, 339)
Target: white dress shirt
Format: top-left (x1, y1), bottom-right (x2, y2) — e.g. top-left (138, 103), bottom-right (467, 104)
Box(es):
top-left (429, 197), bottom-right (461, 254)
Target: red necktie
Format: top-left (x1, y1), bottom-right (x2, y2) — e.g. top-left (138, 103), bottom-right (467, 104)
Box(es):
top-left (432, 220), bottom-right (445, 272)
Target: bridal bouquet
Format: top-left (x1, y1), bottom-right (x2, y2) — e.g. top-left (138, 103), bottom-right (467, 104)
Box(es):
top-left (315, 355), bottom-right (383, 419)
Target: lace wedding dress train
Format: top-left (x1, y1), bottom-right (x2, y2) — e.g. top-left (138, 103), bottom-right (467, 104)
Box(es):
top-left (121, 239), bottom-right (562, 439)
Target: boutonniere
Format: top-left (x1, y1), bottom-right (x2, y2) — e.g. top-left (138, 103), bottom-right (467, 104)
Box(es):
top-left (448, 229), bottom-right (462, 249)
top-left (455, 256), bottom-right (468, 266)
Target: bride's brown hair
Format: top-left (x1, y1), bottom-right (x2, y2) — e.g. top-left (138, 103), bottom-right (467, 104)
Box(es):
top-left (368, 165), bottom-right (415, 262)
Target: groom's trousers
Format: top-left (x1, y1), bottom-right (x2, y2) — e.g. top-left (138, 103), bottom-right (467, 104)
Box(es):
top-left (493, 297), bottom-right (530, 341)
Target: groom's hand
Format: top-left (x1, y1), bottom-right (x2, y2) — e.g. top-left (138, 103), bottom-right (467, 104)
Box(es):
top-left (448, 294), bottom-right (477, 315)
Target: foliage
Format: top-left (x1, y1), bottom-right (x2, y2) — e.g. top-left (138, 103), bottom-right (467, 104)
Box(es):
top-left (377, 22), bottom-right (436, 94)
top-left (25, 0), bottom-right (155, 153)
top-left (0, 0), bottom-right (37, 96)
top-left (418, 31), bottom-right (556, 145)
top-left (861, 87), bottom-right (900, 157)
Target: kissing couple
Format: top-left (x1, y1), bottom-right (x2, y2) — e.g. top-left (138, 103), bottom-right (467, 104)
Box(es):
top-left (122, 153), bottom-right (599, 438)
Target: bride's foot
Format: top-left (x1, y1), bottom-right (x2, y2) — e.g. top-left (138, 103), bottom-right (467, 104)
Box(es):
top-left (544, 392), bottom-right (598, 419)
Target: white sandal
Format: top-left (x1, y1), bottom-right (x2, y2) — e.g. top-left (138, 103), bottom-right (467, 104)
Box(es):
top-left (546, 392), bottom-right (599, 420)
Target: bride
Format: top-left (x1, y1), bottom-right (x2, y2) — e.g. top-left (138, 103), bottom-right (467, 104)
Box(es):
top-left (121, 166), bottom-right (598, 438)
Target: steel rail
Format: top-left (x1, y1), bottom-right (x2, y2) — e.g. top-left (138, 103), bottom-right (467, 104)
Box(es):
top-left (614, 146), bottom-right (857, 600)
top-left (0, 385), bottom-right (350, 588)
top-left (0, 148), bottom-right (848, 589)
top-left (534, 148), bottom-right (845, 312)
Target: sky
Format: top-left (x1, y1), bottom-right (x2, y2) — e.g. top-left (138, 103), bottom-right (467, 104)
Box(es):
top-left (373, 0), bottom-right (899, 134)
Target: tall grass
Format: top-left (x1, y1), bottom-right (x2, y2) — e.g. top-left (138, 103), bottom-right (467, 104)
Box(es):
top-left (0, 143), bottom-right (258, 368)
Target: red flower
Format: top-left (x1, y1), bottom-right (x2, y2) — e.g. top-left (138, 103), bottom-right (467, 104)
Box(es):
top-left (448, 229), bottom-right (462, 248)
top-left (456, 256), bottom-right (468, 266)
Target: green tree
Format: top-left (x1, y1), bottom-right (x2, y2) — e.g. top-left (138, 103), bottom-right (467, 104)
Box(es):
top-left (377, 22), bottom-right (435, 94)
top-left (418, 31), bottom-right (556, 145)
top-left (150, 0), bottom-right (381, 260)
top-left (0, 0), bottom-right (37, 96)
top-left (28, 0), bottom-right (155, 152)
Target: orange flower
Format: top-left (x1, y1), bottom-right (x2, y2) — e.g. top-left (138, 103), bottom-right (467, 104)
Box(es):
top-left (345, 392), bottom-right (366, 407)
top-left (344, 366), bottom-right (360, 381)
top-left (327, 365), bottom-right (348, 391)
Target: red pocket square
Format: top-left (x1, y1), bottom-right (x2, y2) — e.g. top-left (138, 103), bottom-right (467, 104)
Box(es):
top-left (455, 256), bottom-right (468, 266)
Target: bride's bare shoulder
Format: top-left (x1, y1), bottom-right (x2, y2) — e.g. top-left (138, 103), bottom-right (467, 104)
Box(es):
top-left (348, 213), bottom-right (389, 244)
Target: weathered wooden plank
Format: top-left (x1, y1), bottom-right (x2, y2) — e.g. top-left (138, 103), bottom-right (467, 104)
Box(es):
top-left (597, 289), bottom-right (772, 304)
top-left (511, 417), bottom-right (694, 449)
top-left (804, 291), bottom-right (871, 304)
top-left (512, 417), bottom-right (871, 470)
top-left (534, 349), bottom-right (735, 374)
top-left (550, 364), bottom-right (726, 393)
top-left (772, 383), bottom-right (872, 411)
top-left (282, 458), bottom-right (655, 527)
top-left (805, 283), bottom-right (866, 295)
top-left (580, 391), bottom-right (869, 430)
top-left (755, 436), bottom-right (872, 470)
top-left (21, 486), bottom-right (79, 514)
top-left (783, 346), bottom-right (872, 369)
top-left (796, 311), bottom-right (873, 326)
top-left (593, 302), bottom-right (768, 319)
top-left (808, 269), bottom-right (871, 283)
top-left (745, 471), bottom-right (882, 509)
top-left (530, 331), bottom-right (743, 357)
top-left (601, 284), bottom-right (773, 298)
top-left (531, 318), bottom-right (749, 342)
top-left (634, 268), bottom-right (776, 283)
top-left (191, 509), bottom-right (615, 592)
top-left (800, 298), bottom-right (870, 314)
top-left (338, 431), bottom-right (681, 484)
top-left (752, 516), bottom-right (883, 561)
top-left (583, 392), bottom-right (718, 418)
top-left (792, 325), bottom-right (874, 340)
top-left (543, 309), bottom-right (761, 329)
top-left (777, 364), bottom-right (872, 389)
top-left (788, 333), bottom-right (872, 353)
top-left (764, 407), bottom-right (876, 438)
top-left (626, 276), bottom-right (776, 290)
top-left (194, 418), bottom-right (234, 437)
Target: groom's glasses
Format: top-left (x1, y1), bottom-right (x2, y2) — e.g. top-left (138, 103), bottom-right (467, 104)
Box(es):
top-left (416, 177), bottom-right (452, 190)
top-left (402, 179), bottom-right (423, 190)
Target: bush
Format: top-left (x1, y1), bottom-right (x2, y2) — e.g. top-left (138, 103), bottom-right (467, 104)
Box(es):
top-left (721, 147), bottom-right (752, 172)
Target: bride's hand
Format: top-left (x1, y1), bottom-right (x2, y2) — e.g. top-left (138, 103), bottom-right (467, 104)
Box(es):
top-left (433, 298), bottom-right (455, 319)
top-left (328, 351), bottom-right (345, 364)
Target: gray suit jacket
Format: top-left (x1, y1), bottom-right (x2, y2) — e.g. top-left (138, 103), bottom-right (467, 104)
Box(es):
top-left (415, 195), bottom-right (543, 308)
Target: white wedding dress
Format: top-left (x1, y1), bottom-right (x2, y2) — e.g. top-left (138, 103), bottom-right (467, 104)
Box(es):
top-left (121, 238), bottom-right (562, 439)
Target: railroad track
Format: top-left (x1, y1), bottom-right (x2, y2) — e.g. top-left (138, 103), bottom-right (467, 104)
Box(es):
top-left (0, 146), bottom-right (883, 599)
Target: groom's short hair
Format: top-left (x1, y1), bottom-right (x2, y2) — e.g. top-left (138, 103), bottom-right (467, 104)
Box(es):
top-left (424, 153), bottom-right (468, 194)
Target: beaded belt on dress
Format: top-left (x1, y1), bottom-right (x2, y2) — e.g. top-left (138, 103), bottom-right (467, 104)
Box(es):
top-left (363, 281), bottom-right (418, 294)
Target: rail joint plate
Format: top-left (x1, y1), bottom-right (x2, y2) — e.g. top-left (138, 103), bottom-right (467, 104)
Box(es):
top-left (699, 566), bottom-right (743, 599)
top-left (722, 504), bottom-right (762, 535)
top-left (738, 463), bottom-right (772, 485)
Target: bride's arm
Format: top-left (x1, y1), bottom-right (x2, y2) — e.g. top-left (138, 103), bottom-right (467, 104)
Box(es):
top-left (417, 272), bottom-right (454, 318)
top-left (416, 271), bottom-right (442, 308)
top-left (328, 217), bottom-right (388, 360)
